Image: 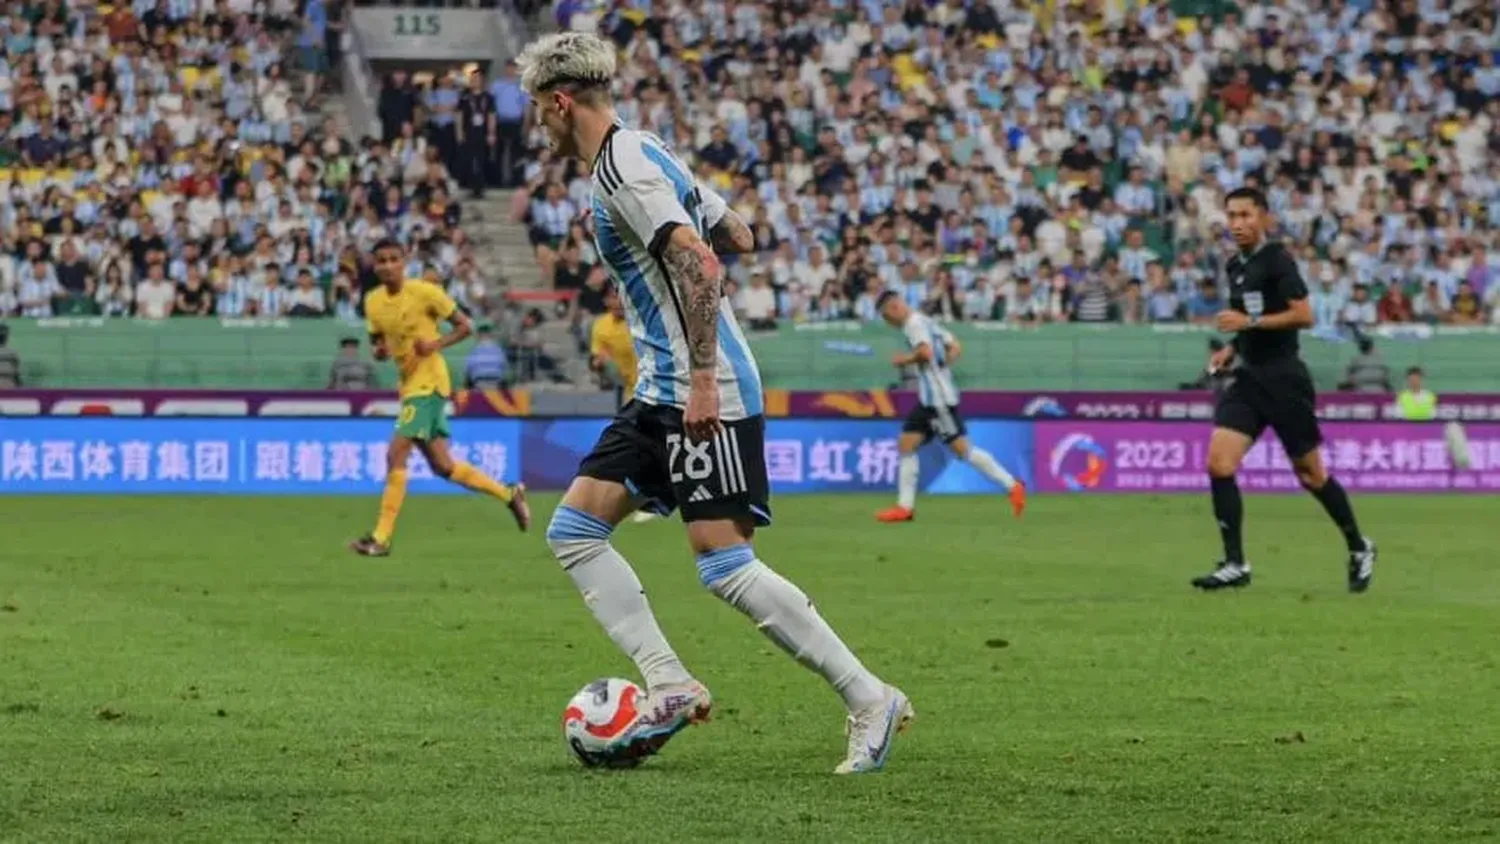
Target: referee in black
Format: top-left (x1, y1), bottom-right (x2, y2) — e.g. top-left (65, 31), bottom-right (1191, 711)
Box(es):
top-left (1192, 187), bottom-right (1377, 593)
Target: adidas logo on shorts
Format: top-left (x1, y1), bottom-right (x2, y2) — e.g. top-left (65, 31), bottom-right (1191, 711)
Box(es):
top-left (688, 485), bottom-right (713, 503)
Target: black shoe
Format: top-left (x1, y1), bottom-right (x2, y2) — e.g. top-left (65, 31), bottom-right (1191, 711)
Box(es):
top-left (1348, 538), bottom-right (1376, 593)
top-left (348, 534), bottom-right (391, 557)
top-left (1192, 561), bottom-right (1251, 591)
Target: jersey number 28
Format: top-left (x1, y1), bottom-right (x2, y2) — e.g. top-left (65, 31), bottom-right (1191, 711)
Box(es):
top-left (666, 432), bottom-right (714, 484)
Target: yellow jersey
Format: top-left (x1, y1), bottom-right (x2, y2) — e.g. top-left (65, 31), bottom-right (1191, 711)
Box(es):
top-left (590, 313), bottom-right (637, 398)
top-left (364, 279), bottom-right (458, 399)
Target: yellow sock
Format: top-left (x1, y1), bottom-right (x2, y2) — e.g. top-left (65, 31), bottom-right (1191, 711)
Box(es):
top-left (372, 468), bottom-right (408, 544)
top-left (450, 461), bottom-right (514, 503)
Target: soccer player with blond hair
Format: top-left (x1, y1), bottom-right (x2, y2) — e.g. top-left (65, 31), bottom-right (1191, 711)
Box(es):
top-left (522, 32), bottom-right (912, 773)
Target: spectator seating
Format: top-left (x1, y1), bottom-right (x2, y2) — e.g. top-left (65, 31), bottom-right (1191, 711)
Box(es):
top-left (517, 0), bottom-right (1500, 334)
top-left (2, 0), bottom-right (1498, 394)
top-left (0, 0), bottom-right (502, 330)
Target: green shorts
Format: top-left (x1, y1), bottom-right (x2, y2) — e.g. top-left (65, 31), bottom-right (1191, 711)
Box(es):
top-left (396, 394), bottom-right (451, 441)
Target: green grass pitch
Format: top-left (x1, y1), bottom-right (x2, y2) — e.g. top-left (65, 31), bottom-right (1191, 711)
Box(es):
top-left (3, 493), bottom-right (1500, 842)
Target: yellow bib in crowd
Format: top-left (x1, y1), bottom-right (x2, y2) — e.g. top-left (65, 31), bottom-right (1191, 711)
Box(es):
top-left (1396, 389), bottom-right (1436, 421)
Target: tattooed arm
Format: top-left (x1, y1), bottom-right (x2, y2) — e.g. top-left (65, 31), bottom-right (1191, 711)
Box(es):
top-left (610, 146), bottom-right (733, 436)
top-left (659, 224), bottom-right (724, 373)
top-left (708, 207), bottom-right (755, 255)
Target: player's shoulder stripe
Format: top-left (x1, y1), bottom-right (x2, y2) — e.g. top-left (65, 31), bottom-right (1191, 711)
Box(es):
top-left (593, 124), bottom-right (625, 196)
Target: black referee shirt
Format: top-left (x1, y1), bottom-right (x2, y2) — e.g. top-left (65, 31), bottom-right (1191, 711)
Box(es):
top-left (1226, 242), bottom-right (1308, 367)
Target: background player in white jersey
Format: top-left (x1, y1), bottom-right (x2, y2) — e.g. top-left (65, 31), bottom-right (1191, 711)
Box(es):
top-left (519, 32), bottom-right (911, 774)
top-left (873, 291), bottom-right (1026, 523)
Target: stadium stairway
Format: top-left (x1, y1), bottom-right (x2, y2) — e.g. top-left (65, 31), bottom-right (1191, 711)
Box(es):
top-left (468, 190), bottom-right (538, 287)
top-left (316, 95), bottom-right (590, 385)
top-left (465, 193), bottom-right (598, 386)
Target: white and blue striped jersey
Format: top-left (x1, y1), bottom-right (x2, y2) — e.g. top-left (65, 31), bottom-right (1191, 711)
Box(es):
top-left (591, 125), bottom-right (764, 420)
top-left (902, 312), bottom-right (961, 408)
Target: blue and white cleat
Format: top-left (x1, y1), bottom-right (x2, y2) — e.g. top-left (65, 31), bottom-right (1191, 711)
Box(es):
top-left (834, 685), bottom-right (914, 774)
top-left (619, 680), bottom-right (713, 760)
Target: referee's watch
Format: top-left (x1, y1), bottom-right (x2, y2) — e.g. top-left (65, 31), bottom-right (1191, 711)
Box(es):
top-left (1247, 314), bottom-right (1261, 329)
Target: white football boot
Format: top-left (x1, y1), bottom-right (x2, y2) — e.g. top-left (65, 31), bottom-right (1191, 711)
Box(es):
top-left (620, 680), bottom-right (713, 759)
top-left (834, 685), bottom-right (914, 774)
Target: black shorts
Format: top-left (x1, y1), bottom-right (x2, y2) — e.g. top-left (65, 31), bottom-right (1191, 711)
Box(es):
top-left (902, 404), bottom-right (968, 445)
top-left (577, 400), bottom-right (772, 526)
top-left (1213, 361), bottom-right (1323, 459)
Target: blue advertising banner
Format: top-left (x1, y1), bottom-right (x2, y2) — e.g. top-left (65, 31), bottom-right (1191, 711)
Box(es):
top-left (520, 419), bottom-right (1033, 493)
top-left (0, 418), bottom-right (521, 495)
top-left (0, 418), bottom-right (1033, 496)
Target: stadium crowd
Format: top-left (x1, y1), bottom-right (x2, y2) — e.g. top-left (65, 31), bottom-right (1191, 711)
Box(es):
top-left (2, 0), bottom-right (1498, 375)
top-left (515, 0), bottom-right (1500, 334)
top-left (0, 0), bottom-right (503, 325)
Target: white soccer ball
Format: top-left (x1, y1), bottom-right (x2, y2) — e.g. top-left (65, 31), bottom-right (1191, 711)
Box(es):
top-left (562, 677), bottom-right (646, 768)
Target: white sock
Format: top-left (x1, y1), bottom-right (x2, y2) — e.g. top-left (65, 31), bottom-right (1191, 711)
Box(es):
top-left (547, 507), bottom-right (692, 690)
top-left (699, 546), bottom-right (886, 711)
top-left (897, 453), bottom-right (918, 509)
top-left (967, 447), bottom-right (1016, 490)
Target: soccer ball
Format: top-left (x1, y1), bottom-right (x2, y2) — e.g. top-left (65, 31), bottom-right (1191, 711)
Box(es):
top-left (562, 677), bottom-right (646, 768)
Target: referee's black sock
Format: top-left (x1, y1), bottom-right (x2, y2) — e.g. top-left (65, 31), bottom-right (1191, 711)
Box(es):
top-left (1210, 475), bottom-right (1245, 565)
top-left (1311, 476), bottom-right (1365, 552)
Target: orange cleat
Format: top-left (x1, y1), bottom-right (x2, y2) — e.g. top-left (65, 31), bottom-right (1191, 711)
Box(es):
top-left (876, 505), bottom-right (915, 523)
top-left (507, 483), bottom-right (532, 532)
top-left (1009, 482), bottom-right (1027, 517)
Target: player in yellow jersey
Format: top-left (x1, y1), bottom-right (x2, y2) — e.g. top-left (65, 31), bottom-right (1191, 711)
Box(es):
top-left (349, 239), bottom-right (531, 556)
top-left (588, 283), bottom-right (636, 407)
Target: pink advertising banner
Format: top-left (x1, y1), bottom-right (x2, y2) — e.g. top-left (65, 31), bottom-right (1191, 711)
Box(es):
top-left (1034, 421), bottom-right (1500, 494)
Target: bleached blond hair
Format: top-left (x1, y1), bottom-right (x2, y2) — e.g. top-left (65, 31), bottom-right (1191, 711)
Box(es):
top-left (516, 32), bottom-right (617, 96)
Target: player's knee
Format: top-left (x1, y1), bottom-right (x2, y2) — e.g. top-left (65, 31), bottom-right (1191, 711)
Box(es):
top-left (1295, 464), bottom-right (1327, 490)
top-left (1206, 452), bottom-right (1240, 479)
top-left (694, 543), bottom-right (755, 590)
top-left (545, 505), bottom-right (615, 569)
top-left (429, 457), bottom-right (454, 478)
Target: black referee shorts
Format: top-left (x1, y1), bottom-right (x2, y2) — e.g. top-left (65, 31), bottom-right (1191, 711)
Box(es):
top-left (1213, 361), bottom-right (1323, 459)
